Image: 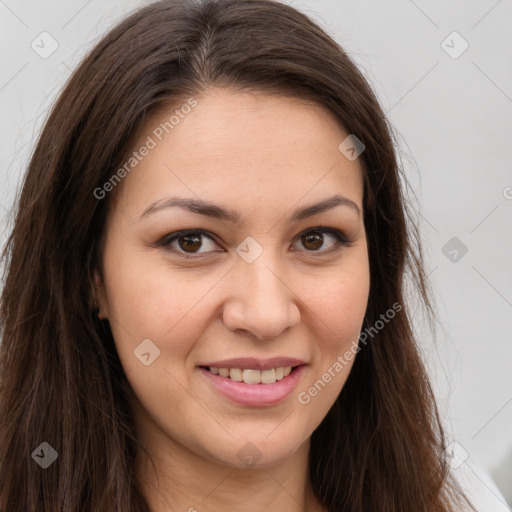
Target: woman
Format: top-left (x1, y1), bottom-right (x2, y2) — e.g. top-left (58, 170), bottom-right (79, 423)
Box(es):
top-left (0, 0), bottom-right (474, 510)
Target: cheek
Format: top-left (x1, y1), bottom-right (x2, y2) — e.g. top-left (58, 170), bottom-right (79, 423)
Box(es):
top-left (101, 247), bottom-right (207, 418)
top-left (102, 244), bottom-right (227, 383)
top-left (294, 258), bottom-right (369, 424)
top-left (309, 256), bottom-right (370, 353)
top-left (103, 245), bottom-right (201, 335)
top-left (297, 247), bottom-right (369, 414)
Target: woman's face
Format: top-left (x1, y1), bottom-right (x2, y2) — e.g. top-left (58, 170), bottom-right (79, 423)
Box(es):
top-left (96, 88), bottom-right (370, 468)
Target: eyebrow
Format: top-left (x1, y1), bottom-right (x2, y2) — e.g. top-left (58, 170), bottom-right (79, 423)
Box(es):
top-left (138, 194), bottom-right (360, 223)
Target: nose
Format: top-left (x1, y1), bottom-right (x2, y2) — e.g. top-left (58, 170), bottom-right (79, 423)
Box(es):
top-left (222, 252), bottom-right (301, 341)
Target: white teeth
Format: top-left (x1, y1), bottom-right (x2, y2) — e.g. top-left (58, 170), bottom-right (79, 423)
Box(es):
top-left (260, 369), bottom-right (276, 384)
top-left (229, 368), bottom-right (243, 381)
top-left (242, 369), bottom-right (261, 384)
top-left (207, 366), bottom-right (294, 384)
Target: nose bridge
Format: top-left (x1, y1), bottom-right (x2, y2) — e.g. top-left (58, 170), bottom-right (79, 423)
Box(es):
top-left (223, 242), bottom-right (300, 340)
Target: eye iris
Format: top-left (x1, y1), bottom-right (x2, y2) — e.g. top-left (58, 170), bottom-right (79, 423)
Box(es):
top-left (303, 232), bottom-right (323, 250)
top-left (179, 234), bottom-right (202, 252)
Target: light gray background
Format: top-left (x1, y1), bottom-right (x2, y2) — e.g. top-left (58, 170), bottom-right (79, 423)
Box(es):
top-left (1, 0), bottom-right (511, 508)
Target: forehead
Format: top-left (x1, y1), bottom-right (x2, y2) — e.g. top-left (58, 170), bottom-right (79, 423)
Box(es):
top-left (113, 88), bottom-right (365, 221)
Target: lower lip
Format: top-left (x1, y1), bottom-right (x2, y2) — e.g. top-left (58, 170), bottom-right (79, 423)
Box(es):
top-left (199, 366), bottom-right (306, 407)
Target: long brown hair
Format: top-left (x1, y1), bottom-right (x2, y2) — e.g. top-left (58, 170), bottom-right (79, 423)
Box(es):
top-left (0, 0), bottom-right (473, 510)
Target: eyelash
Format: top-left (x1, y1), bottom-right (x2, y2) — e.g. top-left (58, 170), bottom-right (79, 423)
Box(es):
top-left (155, 226), bottom-right (352, 260)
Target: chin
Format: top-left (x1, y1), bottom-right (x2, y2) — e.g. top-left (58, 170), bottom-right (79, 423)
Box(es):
top-left (201, 427), bottom-right (309, 470)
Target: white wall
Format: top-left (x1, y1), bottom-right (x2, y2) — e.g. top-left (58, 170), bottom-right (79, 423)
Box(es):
top-left (1, 0), bottom-right (510, 507)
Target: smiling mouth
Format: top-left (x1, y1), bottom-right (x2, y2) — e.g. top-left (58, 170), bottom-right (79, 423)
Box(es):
top-left (200, 366), bottom-right (299, 384)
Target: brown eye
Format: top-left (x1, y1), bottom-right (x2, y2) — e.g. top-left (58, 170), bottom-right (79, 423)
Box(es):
top-left (157, 226), bottom-right (351, 260)
top-left (302, 232), bottom-right (325, 251)
top-left (178, 233), bottom-right (202, 253)
top-left (296, 228), bottom-right (349, 253)
top-left (158, 230), bottom-right (220, 258)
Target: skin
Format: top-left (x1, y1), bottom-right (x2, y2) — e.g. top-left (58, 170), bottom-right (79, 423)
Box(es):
top-left (95, 88), bottom-right (370, 511)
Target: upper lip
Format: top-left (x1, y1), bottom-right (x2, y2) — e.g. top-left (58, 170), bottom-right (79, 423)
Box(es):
top-left (198, 357), bottom-right (306, 370)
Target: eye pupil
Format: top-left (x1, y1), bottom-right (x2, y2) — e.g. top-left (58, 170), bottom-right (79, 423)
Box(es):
top-left (303, 232), bottom-right (323, 251)
top-left (179, 235), bottom-right (202, 252)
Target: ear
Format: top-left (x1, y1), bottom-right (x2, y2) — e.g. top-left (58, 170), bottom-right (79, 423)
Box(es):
top-left (93, 269), bottom-right (109, 320)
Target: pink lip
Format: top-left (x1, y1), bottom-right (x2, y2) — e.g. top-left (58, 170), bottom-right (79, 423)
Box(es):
top-left (199, 365), bottom-right (306, 407)
top-left (199, 357), bottom-right (305, 370)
